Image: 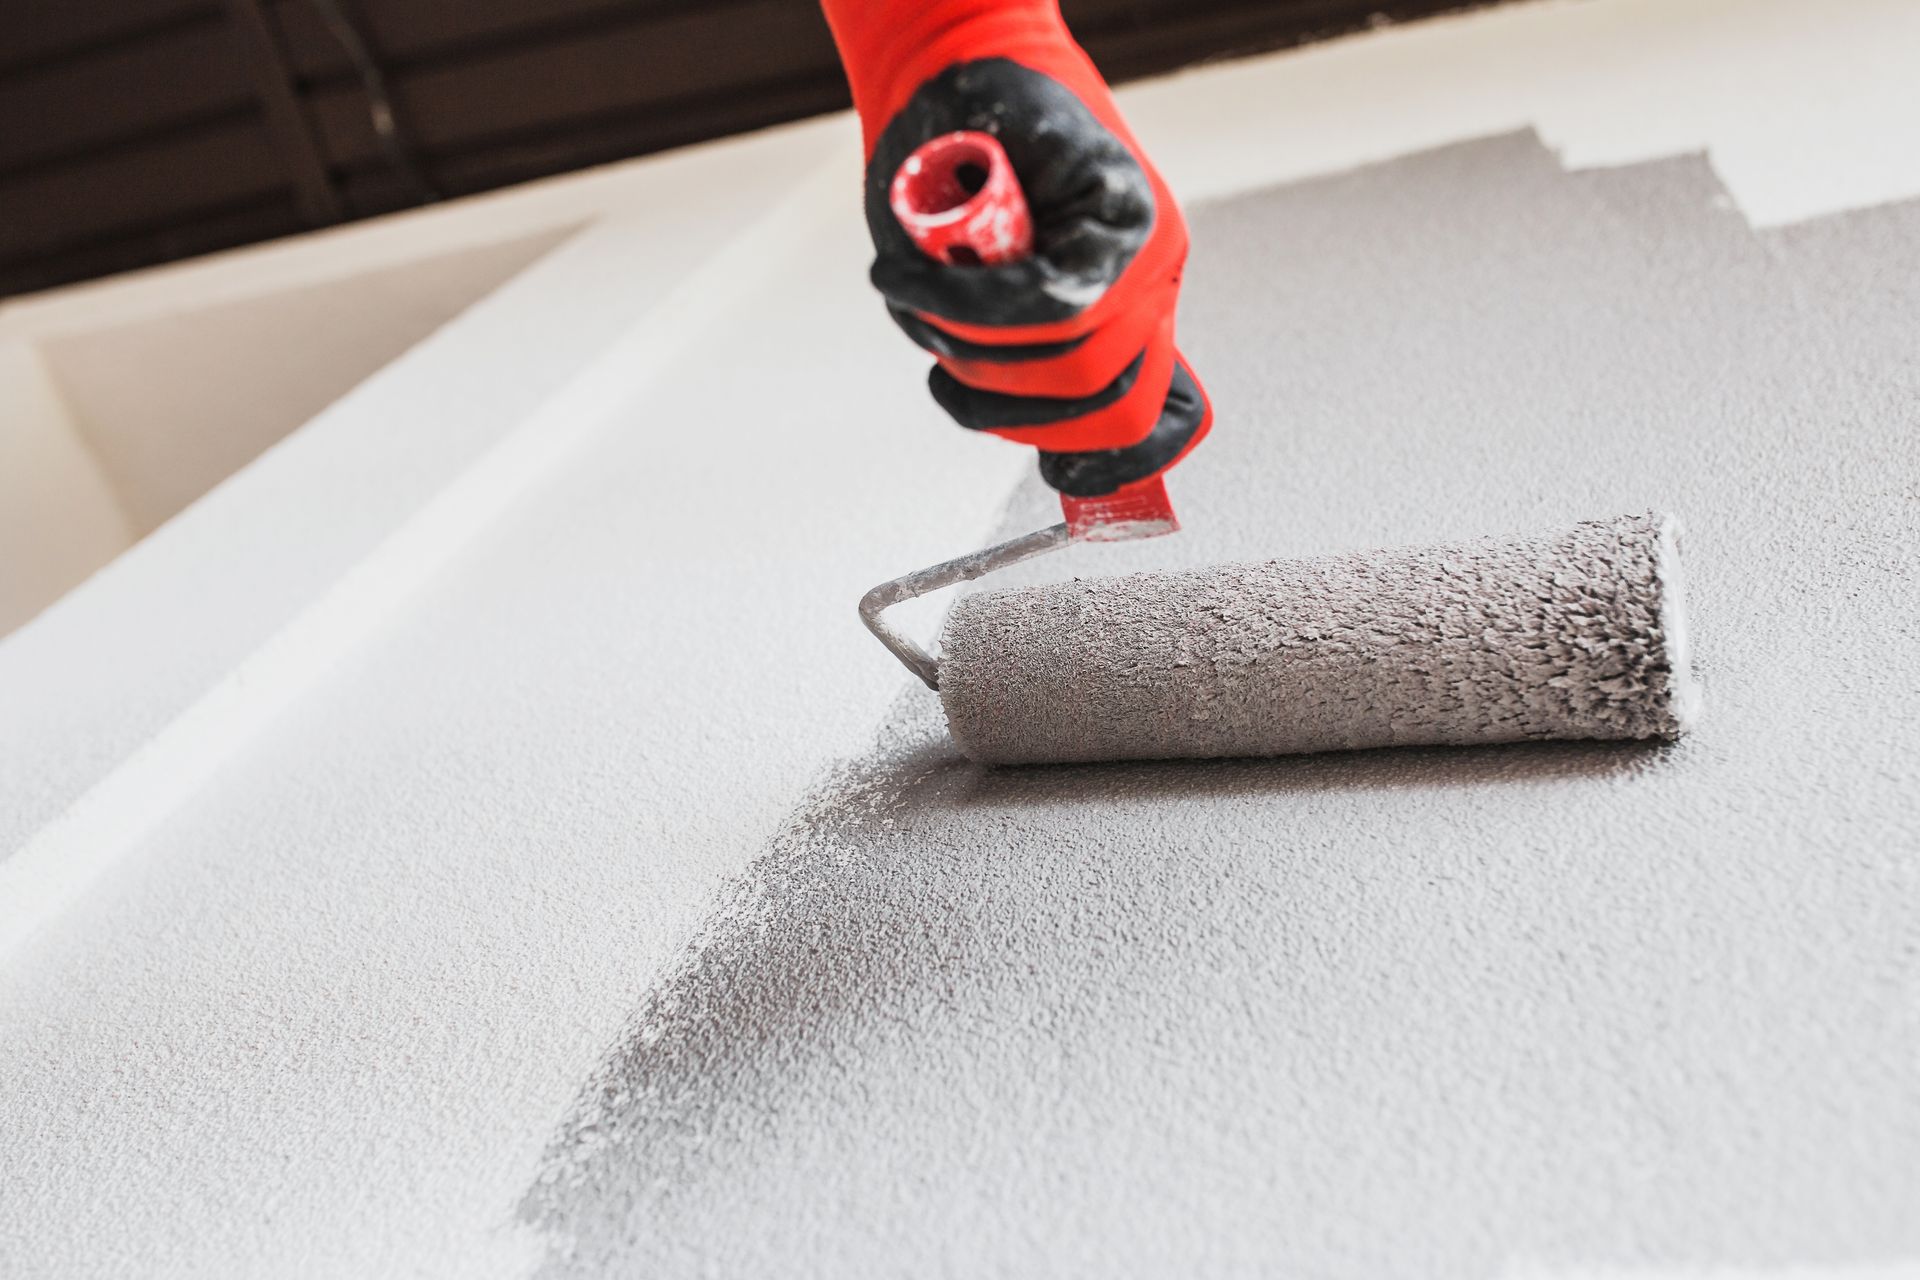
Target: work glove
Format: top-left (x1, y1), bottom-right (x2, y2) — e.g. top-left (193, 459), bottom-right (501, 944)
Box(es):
top-left (821, 0), bottom-right (1211, 500)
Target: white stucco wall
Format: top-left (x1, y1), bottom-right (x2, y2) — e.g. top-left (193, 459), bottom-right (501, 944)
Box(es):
top-left (1, 0), bottom-right (1916, 1275)
top-left (0, 121), bottom-right (853, 950)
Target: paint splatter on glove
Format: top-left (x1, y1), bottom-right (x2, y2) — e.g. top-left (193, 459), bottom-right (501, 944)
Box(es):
top-left (821, 0), bottom-right (1211, 498)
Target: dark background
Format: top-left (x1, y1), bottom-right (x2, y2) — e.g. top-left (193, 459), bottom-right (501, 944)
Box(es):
top-left (2, 0), bottom-right (1472, 299)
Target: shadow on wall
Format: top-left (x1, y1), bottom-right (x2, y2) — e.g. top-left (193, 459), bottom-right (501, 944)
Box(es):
top-left (925, 712), bottom-right (1665, 812)
top-left (519, 688), bottom-right (1667, 1274)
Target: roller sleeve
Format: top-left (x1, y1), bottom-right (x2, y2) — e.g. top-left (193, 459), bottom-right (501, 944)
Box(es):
top-left (937, 514), bottom-right (1700, 765)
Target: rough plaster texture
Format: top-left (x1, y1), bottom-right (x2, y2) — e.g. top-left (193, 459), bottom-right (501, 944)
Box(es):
top-left (940, 513), bottom-right (1695, 764)
top-left (519, 135), bottom-right (1919, 1276)
top-left (2, 11), bottom-right (1919, 1274)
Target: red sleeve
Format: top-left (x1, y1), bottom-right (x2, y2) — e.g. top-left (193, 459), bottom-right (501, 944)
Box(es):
top-left (819, 0), bottom-right (1117, 158)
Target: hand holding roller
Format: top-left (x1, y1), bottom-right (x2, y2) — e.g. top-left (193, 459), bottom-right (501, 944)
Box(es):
top-left (888, 129), bottom-right (1182, 540)
top-left (888, 131), bottom-right (1033, 268)
top-left (821, 0), bottom-right (1213, 517)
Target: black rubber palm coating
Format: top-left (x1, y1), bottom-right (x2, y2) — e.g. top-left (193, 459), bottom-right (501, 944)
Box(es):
top-left (865, 59), bottom-right (1155, 327)
top-left (930, 352), bottom-right (1146, 431)
top-left (1038, 359), bottom-right (1207, 495)
top-left (886, 303), bottom-right (1091, 363)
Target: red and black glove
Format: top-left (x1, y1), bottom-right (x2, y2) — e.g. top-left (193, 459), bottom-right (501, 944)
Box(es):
top-left (821, 0), bottom-right (1211, 500)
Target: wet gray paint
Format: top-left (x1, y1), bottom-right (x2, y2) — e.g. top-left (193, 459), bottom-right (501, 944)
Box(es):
top-left (521, 133), bottom-right (1920, 1276)
top-left (940, 514), bottom-right (1695, 763)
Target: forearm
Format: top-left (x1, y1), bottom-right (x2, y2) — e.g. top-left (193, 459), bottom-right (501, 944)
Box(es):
top-left (818, 0), bottom-right (1211, 496)
top-left (819, 0), bottom-right (1102, 154)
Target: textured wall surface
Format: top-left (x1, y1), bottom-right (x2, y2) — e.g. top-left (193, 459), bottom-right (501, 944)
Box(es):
top-left (3, 6), bottom-right (1918, 1274)
top-left (521, 134), bottom-right (1920, 1276)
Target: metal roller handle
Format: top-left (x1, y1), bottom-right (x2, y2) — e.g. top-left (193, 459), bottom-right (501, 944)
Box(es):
top-left (858, 523), bottom-right (1071, 690)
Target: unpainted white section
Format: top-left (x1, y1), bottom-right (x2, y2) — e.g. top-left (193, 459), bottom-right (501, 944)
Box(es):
top-left (0, 121), bottom-right (848, 949)
top-left (1123, 0), bottom-right (1920, 227)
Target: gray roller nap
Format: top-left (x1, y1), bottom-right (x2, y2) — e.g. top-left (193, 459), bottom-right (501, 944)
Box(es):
top-left (938, 513), bottom-right (1699, 765)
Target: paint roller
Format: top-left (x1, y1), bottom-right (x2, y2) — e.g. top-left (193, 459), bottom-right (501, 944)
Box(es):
top-left (888, 129), bottom-right (1186, 543)
top-left (865, 512), bottom-right (1698, 765)
top-left (869, 135), bottom-right (1699, 765)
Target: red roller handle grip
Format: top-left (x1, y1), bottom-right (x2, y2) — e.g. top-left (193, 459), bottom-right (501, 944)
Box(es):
top-left (888, 131), bottom-right (1033, 266)
top-left (889, 131), bottom-right (1177, 541)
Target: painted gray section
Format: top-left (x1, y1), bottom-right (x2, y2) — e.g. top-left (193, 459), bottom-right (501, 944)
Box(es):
top-left (524, 133), bottom-right (1920, 1275)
